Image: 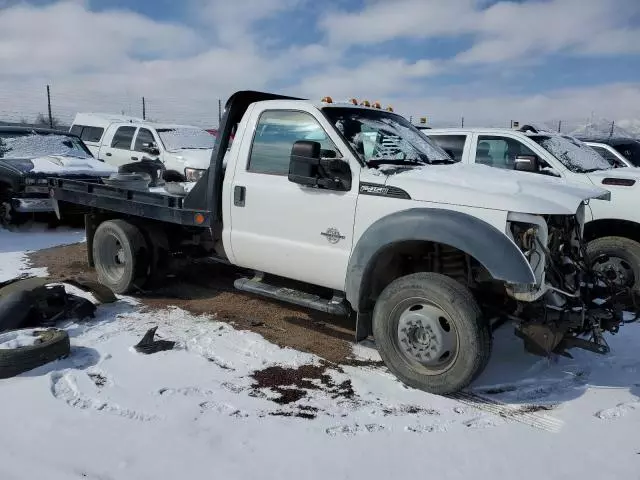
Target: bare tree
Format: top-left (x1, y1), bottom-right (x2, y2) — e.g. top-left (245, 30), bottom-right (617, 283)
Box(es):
top-left (34, 113), bottom-right (62, 128)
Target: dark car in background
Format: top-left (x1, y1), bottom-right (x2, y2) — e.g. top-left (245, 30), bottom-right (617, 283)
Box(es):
top-left (0, 127), bottom-right (116, 224)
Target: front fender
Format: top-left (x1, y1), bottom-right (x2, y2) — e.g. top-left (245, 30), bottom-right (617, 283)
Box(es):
top-left (345, 208), bottom-right (536, 311)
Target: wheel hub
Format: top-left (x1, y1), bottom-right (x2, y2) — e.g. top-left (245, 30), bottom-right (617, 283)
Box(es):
top-left (593, 255), bottom-right (634, 287)
top-left (396, 303), bottom-right (457, 369)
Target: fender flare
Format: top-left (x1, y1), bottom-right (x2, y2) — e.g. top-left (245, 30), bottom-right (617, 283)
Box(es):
top-left (345, 208), bottom-right (536, 311)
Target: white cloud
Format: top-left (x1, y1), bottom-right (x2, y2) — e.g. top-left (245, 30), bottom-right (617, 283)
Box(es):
top-left (297, 58), bottom-right (441, 100)
top-left (0, 0), bottom-right (639, 132)
top-left (191, 0), bottom-right (303, 45)
top-left (321, 0), bottom-right (640, 65)
top-left (0, 2), bottom-right (201, 77)
top-left (390, 83), bottom-right (640, 128)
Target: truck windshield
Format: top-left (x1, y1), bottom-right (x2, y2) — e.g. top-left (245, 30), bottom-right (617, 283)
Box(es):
top-left (157, 127), bottom-right (216, 151)
top-left (0, 133), bottom-right (92, 159)
top-left (529, 135), bottom-right (612, 173)
top-left (322, 107), bottom-right (454, 167)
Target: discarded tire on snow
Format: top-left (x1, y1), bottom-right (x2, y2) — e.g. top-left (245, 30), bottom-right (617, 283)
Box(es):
top-left (0, 328), bottom-right (70, 379)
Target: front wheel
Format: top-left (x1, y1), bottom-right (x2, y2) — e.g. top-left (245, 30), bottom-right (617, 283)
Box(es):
top-left (372, 272), bottom-right (491, 395)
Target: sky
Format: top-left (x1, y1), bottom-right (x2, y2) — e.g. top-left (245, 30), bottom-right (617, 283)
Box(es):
top-left (1, 0), bottom-right (639, 129)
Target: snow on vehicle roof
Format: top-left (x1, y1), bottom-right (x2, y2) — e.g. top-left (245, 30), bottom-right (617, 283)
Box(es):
top-left (0, 133), bottom-right (91, 159)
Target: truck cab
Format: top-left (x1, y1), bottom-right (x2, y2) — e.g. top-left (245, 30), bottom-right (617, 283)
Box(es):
top-left (424, 126), bottom-right (640, 299)
top-left (70, 113), bottom-right (216, 182)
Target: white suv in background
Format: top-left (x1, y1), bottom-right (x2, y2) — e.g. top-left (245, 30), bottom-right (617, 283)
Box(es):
top-left (423, 125), bottom-right (640, 299)
top-left (70, 113), bottom-right (216, 182)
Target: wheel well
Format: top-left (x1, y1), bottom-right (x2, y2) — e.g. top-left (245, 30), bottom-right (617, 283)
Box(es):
top-left (359, 240), bottom-right (476, 313)
top-left (584, 219), bottom-right (640, 244)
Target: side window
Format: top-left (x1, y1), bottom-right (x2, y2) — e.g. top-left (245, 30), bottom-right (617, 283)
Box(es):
top-left (475, 135), bottom-right (537, 169)
top-left (248, 110), bottom-right (341, 175)
top-left (110, 126), bottom-right (136, 149)
top-left (70, 125), bottom-right (83, 136)
top-left (81, 126), bottom-right (104, 143)
top-left (590, 145), bottom-right (624, 167)
top-left (428, 135), bottom-right (466, 161)
top-left (134, 128), bottom-right (156, 152)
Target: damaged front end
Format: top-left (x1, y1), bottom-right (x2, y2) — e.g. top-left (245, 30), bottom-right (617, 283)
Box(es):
top-left (503, 203), bottom-right (637, 358)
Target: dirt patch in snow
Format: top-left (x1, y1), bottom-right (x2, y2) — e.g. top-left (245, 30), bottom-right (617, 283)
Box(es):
top-left (27, 242), bottom-right (367, 365)
top-left (251, 363), bottom-right (356, 405)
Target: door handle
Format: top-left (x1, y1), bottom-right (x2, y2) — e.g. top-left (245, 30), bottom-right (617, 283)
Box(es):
top-left (105, 152), bottom-right (112, 157)
top-left (131, 156), bottom-right (138, 161)
top-left (234, 185), bottom-right (246, 207)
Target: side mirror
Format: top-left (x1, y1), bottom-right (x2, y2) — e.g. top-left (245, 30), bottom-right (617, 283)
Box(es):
top-left (514, 155), bottom-right (539, 173)
top-left (142, 142), bottom-right (160, 156)
top-left (288, 140), bottom-right (321, 187)
top-left (288, 140), bottom-right (351, 191)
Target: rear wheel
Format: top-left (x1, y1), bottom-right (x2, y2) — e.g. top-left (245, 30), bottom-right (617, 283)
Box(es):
top-left (92, 220), bottom-right (149, 294)
top-left (372, 272), bottom-right (491, 395)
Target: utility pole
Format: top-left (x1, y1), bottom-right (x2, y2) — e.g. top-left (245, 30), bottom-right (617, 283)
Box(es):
top-left (218, 99), bottom-right (222, 124)
top-left (142, 96), bottom-right (146, 120)
top-left (46, 84), bottom-right (53, 128)
top-left (557, 120), bottom-right (562, 133)
top-left (609, 120), bottom-right (615, 139)
top-left (461, 116), bottom-right (464, 128)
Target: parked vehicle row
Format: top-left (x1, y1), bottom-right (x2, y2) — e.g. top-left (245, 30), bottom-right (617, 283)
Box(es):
top-left (47, 91), bottom-right (637, 395)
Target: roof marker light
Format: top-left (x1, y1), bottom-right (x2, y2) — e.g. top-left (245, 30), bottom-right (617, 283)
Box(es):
top-left (372, 101), bottom-right (381, 109)
top-left (321, 96), bottom-right (333, 103)
top-left (386, 106), bottom-right (394, 112)
top-left (349, 98), bottom-right (358, 105)
top-left (360, 100), bottom-right (371, 107)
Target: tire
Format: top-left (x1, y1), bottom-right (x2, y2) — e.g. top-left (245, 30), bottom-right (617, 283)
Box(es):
top-left (587, 236), bottom-right (640, 295)
top-left (372, 272), bottom-right (491, 395)
top-left (0, 328), bottom-right (70, 379)
top-left (93, 219), bottom-right (149, 294)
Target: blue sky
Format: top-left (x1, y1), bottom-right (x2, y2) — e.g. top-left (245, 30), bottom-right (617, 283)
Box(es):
top-left (1, 0), bottom-right (639, 129)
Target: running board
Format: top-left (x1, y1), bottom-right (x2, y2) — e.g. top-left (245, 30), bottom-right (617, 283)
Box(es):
top-left (234, 273), bottom-right (349, 316)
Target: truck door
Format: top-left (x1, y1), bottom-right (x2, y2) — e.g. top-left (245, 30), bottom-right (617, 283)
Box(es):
top-left (99, 125), bottom-right (136, 167)
top-left (228, 107), bottom-right (359, 291)
top-left (132, 127), bottom-right (159, 161)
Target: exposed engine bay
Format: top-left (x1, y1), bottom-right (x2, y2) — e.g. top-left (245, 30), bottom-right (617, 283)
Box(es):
top-left (500, 205), bottom-right (639, 358)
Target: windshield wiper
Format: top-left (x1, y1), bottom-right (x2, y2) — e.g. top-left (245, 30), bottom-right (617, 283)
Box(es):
top-left (368, 158), bottom-right (427, 168)
top-left (429, 158), bottom-right (457, 165)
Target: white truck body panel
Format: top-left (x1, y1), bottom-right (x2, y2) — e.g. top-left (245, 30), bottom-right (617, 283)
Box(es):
top-left (220, 102), bottom-right (606, 292)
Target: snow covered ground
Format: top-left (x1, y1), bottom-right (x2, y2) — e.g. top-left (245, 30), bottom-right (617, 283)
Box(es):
top-left (1, 226), bottom-right (639, 480)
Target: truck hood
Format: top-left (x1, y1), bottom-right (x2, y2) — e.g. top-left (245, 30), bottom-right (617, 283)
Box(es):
top-left (0, 155), bottom-right (117, 176)
top-left (166, 149), bottom-right (213, 170)
top-left (374, 163), bottom-right (608, 215)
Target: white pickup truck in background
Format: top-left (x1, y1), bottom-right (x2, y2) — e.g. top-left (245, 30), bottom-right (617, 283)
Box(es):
top-left (70, 113), bottom-right (216, 182)
top-left (424, 125), bottom-right (640, 300)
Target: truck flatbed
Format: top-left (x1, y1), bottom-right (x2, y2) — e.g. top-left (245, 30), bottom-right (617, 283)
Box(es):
top-left (48, 177), bottom-right (212, 227)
